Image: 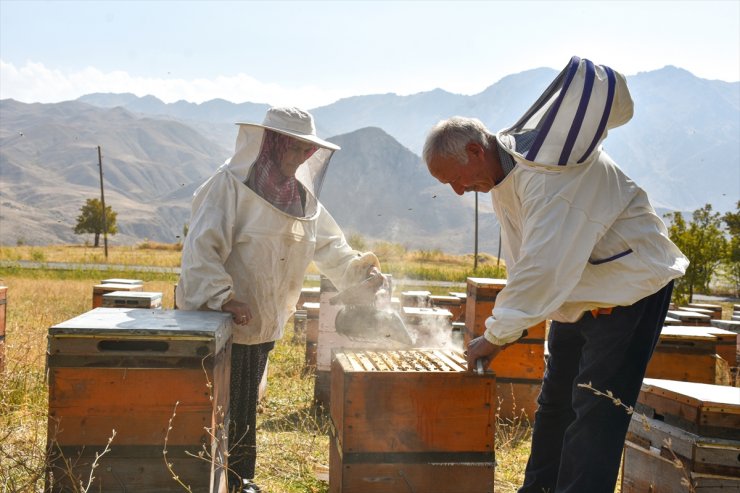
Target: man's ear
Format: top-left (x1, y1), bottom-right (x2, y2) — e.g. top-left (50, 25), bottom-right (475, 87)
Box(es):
top-left (466, 141), bottom-right (484, 159)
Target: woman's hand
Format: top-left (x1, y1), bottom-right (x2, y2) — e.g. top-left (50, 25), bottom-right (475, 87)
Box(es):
top-left (222, 299), bottom-right (253, 326)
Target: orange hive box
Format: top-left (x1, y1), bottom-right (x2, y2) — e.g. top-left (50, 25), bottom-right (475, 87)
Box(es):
top-left (646, 327), bottom-right (728, 385)
top-left (92, 283), bottom-right (143, 309)
top-left (622, 378), bottom-right (740, 492)
top-left (465, 277), bottom-right (545, 421)
top-left (330, 349), bottom-right (495, 493)
top-left (46, 308), bottom-right (231, 492)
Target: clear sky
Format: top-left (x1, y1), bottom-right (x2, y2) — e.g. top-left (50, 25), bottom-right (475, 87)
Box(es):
top-left (1, 0), bottom-right (738, 108)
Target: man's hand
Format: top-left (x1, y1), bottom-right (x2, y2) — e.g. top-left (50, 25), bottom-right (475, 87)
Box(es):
top-left (222, 299), bottom-right (252, 326)
top-left (465, 336), bottom-right (503, 373)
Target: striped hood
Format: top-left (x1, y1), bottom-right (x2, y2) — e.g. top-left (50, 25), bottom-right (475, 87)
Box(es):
top-left (497, 56), bottom-right (634, 170)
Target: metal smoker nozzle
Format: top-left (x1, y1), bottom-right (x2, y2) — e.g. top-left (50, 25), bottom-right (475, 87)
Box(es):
top-left (475, 359), bottom-right (485, 375)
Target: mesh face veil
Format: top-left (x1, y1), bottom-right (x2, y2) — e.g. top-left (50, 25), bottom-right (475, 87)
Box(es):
top-left (227, 125), bottom-right (335, 218)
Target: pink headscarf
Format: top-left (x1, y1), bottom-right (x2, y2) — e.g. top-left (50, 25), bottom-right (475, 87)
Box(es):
top-left (246, 130), bottom-right (316, 216)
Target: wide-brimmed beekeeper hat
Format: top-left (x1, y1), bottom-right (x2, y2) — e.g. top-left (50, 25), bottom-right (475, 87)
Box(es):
top-left (237, 106), bottom-right (340, 151)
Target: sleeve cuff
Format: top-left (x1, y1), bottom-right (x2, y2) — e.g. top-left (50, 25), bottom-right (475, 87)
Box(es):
top-left (483, 317), bottom-right (525, 346)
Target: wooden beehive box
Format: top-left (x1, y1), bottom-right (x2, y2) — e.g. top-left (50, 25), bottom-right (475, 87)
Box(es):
top-left (92, 283), bottom-right (143, 309)
top-left (687, 302), bottom-right (723, 320)
top-left (330, 349), bottom-right (495, 493)
top-left (666, 309), bottom-right (712, 326)
top-left (46, 308), bottom-right (231, 492)
top-left (296, 286), bottom-right (321, 310)
top-left (101, 278), bottom-right (144, 286)
top-left (304, 301), bottom-right (321, 370)
top-left (401, 290), bottom-right (431, 308)
top-left (634, 378), bottom-right (740, 439)
top-left (666, 325), bottom-right (738, 367)
top-left (646, 327), bottom-right (726, 385)
top-left (622, 378), bottom-right (740, 492)
top-left (430, 295), bottom-right (464, 323)
top-left (0, 286), bottom-right (6, 374)
top-left (464, 277), bottom-right (545, 421)
top-left (102, 291), bottom-right (163, 309)
top-left (449, 291), bottom-right (467, 322)
top-left (401, 306), bottom-right (453, 346)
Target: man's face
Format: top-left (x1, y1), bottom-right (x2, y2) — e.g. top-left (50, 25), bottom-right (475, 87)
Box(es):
top-left (427, 144), bottom-right (496, 195)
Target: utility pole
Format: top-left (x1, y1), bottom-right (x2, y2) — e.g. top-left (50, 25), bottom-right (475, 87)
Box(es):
top-left (97, 146), bottom-right (108, 259)
top-left (474, 192), bottom-right (479, 271)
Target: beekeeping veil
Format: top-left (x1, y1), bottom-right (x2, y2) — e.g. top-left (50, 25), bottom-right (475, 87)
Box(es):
top-left (498, 56), bottom-right (634, 169)
top-left (227, 107), bottom-right (339, 217)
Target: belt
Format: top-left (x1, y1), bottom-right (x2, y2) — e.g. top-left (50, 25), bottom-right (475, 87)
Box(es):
top-left (590, 307), bottom-right (613, 318)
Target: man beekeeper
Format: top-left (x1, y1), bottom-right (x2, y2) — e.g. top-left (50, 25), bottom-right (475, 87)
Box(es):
top-left (421, 56), bottom-right (688, 493)
top-left (176, 107), bottom-right (384, 493)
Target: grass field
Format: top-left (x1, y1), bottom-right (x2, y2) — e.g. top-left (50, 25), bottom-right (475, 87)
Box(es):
top-left (3, 244), bottom-right (731, 492)
top-left (0, 245), bottom-right (533, 493)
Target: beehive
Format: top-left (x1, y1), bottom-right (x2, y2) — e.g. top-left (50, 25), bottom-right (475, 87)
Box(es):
top-left (102, 291), bottom-right (163, 309)
top-left (686, 302), bottom-right (723, 320)
top-left (304, 301), bottom-right (321, 370)
top-left (101, 278), bottom-right (144, 286)
top-left (665, 325), bottom-right (738, 367)
top-left (296, 286), bottom-right (321, 310)
top-left (449, 291), bottom-right (467, 322)
top-left (430, 295), bottom-right (464, 323)
top-left (46, 308), bottom-right (231, 492)
top-left (330, 349), bottom-right (495, 493)
top-left (401, 290), bottom-right (431, 308)
top-left (464, 277), bottom-right (545, 420)
top-left (646, 327), bottom-right (727, 385)
top-left (622, 378), bottom-right (740, 492)
top-left (666, 309), bottom-right (711, 326)
top-left (92, 283), bottom-right (143, 309)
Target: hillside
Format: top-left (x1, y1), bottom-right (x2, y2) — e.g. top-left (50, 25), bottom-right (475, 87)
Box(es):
top-left (1, 64), bottom-right (738, 250)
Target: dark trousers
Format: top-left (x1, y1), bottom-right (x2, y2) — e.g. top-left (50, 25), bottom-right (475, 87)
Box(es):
top-left (518, 282), bottom-right (673, 493)
top-left (227, 341), bottom-right (274, 489)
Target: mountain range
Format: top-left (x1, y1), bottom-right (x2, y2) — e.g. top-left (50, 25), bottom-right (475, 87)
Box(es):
top-left (1, 65), bottom-right (738, 254)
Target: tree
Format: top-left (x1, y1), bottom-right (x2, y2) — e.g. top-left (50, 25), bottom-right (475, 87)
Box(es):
top-left (721, 201), bottom-right (740, 296)
top-left (665, 204), bottom-right (728, 303)
top-left (74, 198), bottom-right (118, 247)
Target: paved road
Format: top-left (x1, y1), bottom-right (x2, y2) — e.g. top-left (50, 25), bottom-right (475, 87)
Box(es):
top-left (0, 259), bottom-right (468, 289)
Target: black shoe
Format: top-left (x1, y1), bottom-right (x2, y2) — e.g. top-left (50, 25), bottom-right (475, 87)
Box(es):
top-left (242, 480), bottom-right (262, 493)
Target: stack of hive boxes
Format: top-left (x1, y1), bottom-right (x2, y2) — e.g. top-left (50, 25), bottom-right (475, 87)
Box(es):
top-left (622, 378), bottom-right (740, 492)
top-left (465, 277), bottom-right (545, 420)
top-left (46, 308), bottom-right (232, 492)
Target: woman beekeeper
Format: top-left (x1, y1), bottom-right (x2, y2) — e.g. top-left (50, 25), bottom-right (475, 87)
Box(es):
top-left (176, 107), bottom-right (383, 493)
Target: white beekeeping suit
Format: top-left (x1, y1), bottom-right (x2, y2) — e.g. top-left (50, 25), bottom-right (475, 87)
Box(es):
top-left (177, 107), bottom-right (379, 345)
top-left (484, 57), bottom-right (688, 345)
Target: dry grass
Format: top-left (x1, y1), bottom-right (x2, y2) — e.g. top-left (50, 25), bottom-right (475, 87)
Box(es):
top-left (0, 263), bottom-right (530, 492)
top-left (0, 244), bottom-right (182, 268)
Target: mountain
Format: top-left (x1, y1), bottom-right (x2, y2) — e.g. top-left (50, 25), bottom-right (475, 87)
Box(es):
top-left (1, 64), bottom-right (738, 250)
top-left (322, 127), bottom-right (500, 253)
top-left (71, 66), bottom-right (739, 213)
top-left (0, 99), bottom-right (229, 245)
